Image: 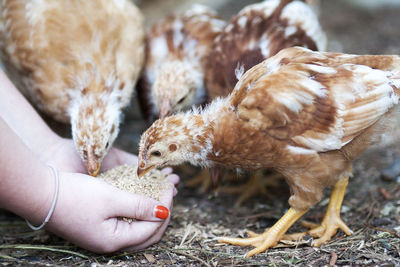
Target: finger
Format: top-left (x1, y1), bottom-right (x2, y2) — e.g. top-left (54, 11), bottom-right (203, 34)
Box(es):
top-left (101, 148), bottom-right (138, 171)
top-left (111, 219), bottom-right (163, 249)
top-left (161, 167), bottom-right (173, 175)
top-left (127, 217), bottom-right (170, 251)
top-left (110, 189), bottom-right (171, 222)
top-left (159, 186), bottom-right (174, 208)
top-left (173, 187), bottom-right (178, 197)
top-left (126, 199), bottom-right (174, 251)
top-left (121, 191), bottom-right (175, 251)
top-left (166, 174), bottom-right (179, 186)
top-left (113, 148), bottom-right (138, 165)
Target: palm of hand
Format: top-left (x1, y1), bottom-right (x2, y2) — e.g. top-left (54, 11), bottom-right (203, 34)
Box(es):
top-left (39, 137), bottom-right (179, 252)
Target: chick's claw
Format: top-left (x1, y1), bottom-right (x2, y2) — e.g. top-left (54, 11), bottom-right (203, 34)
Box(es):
top-left (283, 177), bottom-right (353, 246)
top-left (219, 230), bottom-right (280, 257)
top-left (219, 208), bottom-right (308, 257)
top-left (307, 216), bottom-right (353, 247)
top-left (282, 216), bottom-right (353, 246)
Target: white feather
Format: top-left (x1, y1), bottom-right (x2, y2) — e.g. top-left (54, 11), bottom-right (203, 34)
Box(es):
top-left (235, 63), bottom-right (245, 81)
top-left (281, 1), bottom-right (327, 51)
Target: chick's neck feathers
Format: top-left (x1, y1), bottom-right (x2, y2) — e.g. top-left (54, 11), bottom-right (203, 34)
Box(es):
top-left (181, 98), bottom-right (233, 167)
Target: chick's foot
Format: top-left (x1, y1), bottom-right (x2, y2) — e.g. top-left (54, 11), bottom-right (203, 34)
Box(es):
top-left (283, 177), bottom-right (353, 246)
top-left (184, 169), bottom-right (212, 193)
top-left (219, 207), bottom-right (307, 257)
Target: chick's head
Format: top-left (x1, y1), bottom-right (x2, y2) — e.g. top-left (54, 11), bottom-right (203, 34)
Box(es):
top-left (137, 116), bottom-right (195, 177)
top-left (69, 88), bottom-right (122, 176)
top-left (137, 111), bottom-right (215, 177)
top-left (153, 59), bottom-right (205, 118)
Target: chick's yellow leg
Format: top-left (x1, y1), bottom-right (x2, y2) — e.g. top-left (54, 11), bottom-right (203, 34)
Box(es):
top-left (284, 177), bottom-right (353, 246)
top-left (219, 207), bottom-right (308, 257)
top-left (184, 169), bottom-right (212, 193)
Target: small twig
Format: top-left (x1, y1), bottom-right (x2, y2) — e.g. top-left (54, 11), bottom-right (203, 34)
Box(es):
top-left (179, 223), bottom-right (192, 247)
top-left (363, 190), bottom-right (378, 224)
top-left (0, 221), bottom-right (26, 227)
top-left (0, 254), bottom-right (17, 260)
top-left (364, 223), bottom-right (400, 238)
top-left (377, 187), bottom-right (391, 200)
top-left (329, 251), bottom-right (338, 267)
top-left (238, 212), bottom-right (277, 220)
top-left (172, 250), bottom-right (211, 267)
top-left (165, 251), bottom-right (175, 265)
top-left (0, 244), bottom-right (88, 259)
top-left (156, 247), bottom-right (253, 261)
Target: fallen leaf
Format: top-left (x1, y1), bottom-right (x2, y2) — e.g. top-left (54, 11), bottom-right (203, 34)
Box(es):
top-left (144, 253), bottom-right (156, 263)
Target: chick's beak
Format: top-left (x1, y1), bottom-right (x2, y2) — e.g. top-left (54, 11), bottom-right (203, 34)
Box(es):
top-left (86, 146), bottom-right (101, 177)
top-left (137, 164), bottom-right (155, 178)
top-left (159, 96), bottom-right (171, 119)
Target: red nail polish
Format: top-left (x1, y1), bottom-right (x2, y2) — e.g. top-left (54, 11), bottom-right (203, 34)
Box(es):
top-left (155, 205), bottom-right (169, 219)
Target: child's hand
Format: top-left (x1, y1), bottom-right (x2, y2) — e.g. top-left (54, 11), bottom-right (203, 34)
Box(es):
top-left (46, 171), bottom-right (176, 253)
top-left (42, 137), bottom-right (180, 191)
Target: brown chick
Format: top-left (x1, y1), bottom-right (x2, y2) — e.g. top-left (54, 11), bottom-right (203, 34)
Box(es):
top-left (137, 4), bottom-right (225, 122)
top-left (0, 0), bottom-right (144, 176)
top-left (204, 0), bottom-right (327, 203)
top-left (137, 47), bottom-right (400, 256)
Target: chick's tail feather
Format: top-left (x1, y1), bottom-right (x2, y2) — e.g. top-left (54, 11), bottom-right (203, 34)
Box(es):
top-left (392, 58), bottom-right (400, 97)
top-left (393, 77), bottom-right (400, 99)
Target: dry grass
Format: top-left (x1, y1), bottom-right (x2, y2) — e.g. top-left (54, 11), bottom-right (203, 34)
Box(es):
top-left (0, 141), bottom-right (399, 266)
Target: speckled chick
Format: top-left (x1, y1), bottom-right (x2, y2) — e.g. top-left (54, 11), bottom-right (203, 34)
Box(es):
top-left (0, 0), bottom-right (144, 176)
top-left (137, 4), bottom-right (226, 122)
top-left (138, 47), bottom-right (400, 256)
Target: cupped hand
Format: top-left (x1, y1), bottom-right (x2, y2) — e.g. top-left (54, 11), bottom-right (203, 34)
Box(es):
top-left (46, 171), bottom-right (176, 253)
top-left (41, 137), bottom-right (137, 173)
top-left (42, 137), bottom-right (179, 190)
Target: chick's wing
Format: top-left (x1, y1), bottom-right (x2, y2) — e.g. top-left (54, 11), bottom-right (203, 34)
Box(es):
top-left (233, 47), bottom-right (399, 152)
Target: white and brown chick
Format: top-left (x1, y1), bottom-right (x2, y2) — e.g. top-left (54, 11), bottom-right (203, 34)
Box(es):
top-left (137, 47), bottom-right (400, 256)
top-left (0, 0), bottom-right (144, 176)
top-left (137, 4), bottom-right (226, 122)
top-left (204, 0), bottom-right (327, 203)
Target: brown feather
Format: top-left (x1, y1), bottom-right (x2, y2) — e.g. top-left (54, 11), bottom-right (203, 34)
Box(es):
top-left (205, 0), bottom-right (326, 100)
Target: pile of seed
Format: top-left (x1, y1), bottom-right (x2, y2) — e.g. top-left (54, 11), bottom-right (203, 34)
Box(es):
top-left (98, 164), bottom-right (171, 202)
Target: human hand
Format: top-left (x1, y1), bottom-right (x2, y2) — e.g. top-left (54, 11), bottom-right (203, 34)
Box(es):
top-left (39, 137), bottom-right (136, 173)
top-left (46, 171), bottom-right (177, 253)
top-left (41, 137), bottom-right (179, 185)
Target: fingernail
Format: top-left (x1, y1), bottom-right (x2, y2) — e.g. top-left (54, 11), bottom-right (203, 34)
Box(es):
top-left (155, 205), bottom-right (169, 219)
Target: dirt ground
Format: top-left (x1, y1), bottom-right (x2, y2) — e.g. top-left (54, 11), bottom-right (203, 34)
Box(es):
top-left (1, 0), bottom-right (400, 266)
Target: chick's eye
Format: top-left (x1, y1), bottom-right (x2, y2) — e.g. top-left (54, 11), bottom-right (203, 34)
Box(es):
top-left (177, 96), bottom-right (185, 104)
top-left (151, 151), bottom-right (161, 157)
top-left (105, 141), bottom-right (110, 148)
